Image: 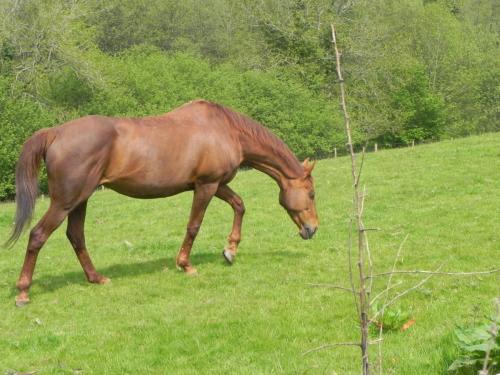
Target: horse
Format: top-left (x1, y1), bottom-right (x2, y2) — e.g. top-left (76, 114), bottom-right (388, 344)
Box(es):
top-left (6, 99), bottom-right (319, 306)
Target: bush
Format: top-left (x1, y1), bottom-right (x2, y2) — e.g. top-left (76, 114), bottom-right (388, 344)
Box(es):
top-left (448, 309), bottom-right (500, 374)
top-left (376, 65), bottom-right (446, 147)
top-left (0, 77), bottom-right (54, 200)
top-left (84, 49), bottom-right (344, 158)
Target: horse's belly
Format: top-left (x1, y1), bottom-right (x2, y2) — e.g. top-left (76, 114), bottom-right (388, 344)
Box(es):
top-left (103, 178), bottom-right (193, 199)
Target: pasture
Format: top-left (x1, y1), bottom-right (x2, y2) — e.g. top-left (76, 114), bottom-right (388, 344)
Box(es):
top-left (0, 133), bottom-right (498, 374)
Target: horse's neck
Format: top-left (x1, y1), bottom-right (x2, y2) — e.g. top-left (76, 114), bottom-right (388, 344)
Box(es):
top-left (240, 136), bottom-right (302, 187)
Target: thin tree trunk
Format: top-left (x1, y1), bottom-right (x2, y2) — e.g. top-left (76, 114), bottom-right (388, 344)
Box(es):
top-left (331, 23), bottom-right (370, 375)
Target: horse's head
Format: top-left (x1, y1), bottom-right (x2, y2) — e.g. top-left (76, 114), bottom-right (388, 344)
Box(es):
top-left (279, 158), bottom-right (319, 240)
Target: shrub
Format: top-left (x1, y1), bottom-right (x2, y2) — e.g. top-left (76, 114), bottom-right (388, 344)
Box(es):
top-left (376, 65), bottom-right (446, 147)
top-left (84, 49), bottom-right (344, 158)
top-left (0, 77), bottom-right (54, 200)
top-left (448, 313), bottom-right (500, 373)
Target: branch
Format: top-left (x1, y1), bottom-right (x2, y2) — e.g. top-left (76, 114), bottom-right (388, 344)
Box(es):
top-left (307, 283), bottom-right (357, 293)
top-left (369, 281), bottom-right (403, 307)
top-left (348, 217), bottom-right (361, 316)
top-left (358, 186), bottom-right (367, 218)
top-left (355, 147), bottom-right (366, 188)
top-left (372, 234), bottom-right (409, 307)
top-left (302, 342), bottom-right (361, 356)
top-left (370, 264), bottom-right (443, 324)
top-left (367, 268), bottom-right (500, 278)
top-left (375, 234), bottom-right (408, 375)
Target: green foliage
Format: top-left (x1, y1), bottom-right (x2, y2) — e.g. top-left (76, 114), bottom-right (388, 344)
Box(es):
top-left (0, 77), bottom-right (53, 200)
top-left (84, 48), bottom-right (343, 158)
top-left (370, 301), bottom-right (412, 333)
top-left (340, 0), bottom-right (499, 142)
top-left (0, 0), bottom-right (498, 199)
top-left (378, 65), bottom-right (445, 146)
top-left (88, 0), bottom-right (241, 60)
top-left (448, 320), bottom-right (499, 373)
top-left (45, 67), bottom-right (94, 109)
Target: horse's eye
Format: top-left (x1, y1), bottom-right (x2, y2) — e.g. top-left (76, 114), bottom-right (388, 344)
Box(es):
top-left (309, 191), bottom-right (315, 199)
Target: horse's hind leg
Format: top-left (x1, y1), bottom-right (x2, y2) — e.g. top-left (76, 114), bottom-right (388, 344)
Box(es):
top-left (15, 204), bottom-right (69, 306)
top-left (66, 200), bottom-right (110, 285)
top-left (215, 185), bottom-right (245, 264)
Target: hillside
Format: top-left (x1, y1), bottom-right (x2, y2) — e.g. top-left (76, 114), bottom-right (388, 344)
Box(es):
top-left (0, 133), bottom-right (498, 374)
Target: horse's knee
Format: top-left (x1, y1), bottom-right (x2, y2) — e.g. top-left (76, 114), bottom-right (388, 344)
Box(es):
top-left (233, 199), bottom-right (245, 215)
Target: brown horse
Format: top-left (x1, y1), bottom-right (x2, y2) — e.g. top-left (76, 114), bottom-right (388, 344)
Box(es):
top-left (6, 100), bottom-right (318, 306)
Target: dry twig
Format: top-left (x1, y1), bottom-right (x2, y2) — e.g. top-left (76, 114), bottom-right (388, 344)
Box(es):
top-left (307, 283), bottom-right (356, 293)
top-left (370, 264), bottom-right (444, 324)
top-left (302, 342), bottom-right (360, 356)
top-left (375, 234), bottom-right (408, 375)
top-left (367, 268), bottom-right (500, 278)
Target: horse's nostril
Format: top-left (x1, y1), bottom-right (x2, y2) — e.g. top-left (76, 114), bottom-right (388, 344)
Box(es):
top-left (304, 224), bottom-right (317, 239)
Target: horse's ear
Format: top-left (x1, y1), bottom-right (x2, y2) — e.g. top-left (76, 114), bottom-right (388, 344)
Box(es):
top-left (302, 158), bottom-right (316, 176)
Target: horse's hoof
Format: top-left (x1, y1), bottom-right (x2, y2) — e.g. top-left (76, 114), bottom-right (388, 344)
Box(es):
top-left (185, 266), bottom-right (198, 276)
top-left (89, 275), bottom-right (111, 285)
top-left (223, 249), bottom-right (235, 265)
top-left (177, 264), bottom-right (198, 275)
top-left (15, 295), bottom-right (30, 307)
top-left (98, 277), bottom-right (111, 285)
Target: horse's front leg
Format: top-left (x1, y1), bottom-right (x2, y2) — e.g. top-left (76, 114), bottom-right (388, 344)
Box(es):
top-left (215, 185), bottom-right (245, 264)
top-left (176, 182), bottom-right (219, 275)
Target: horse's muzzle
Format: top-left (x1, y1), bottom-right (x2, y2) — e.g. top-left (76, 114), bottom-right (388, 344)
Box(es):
top-left (300, 224), bottom-right (317, 240)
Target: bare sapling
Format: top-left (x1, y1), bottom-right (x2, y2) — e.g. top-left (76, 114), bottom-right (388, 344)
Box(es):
top-left (303, 23), bottom-right (500, 375)
top-left (331, 22), bottom-right (371, 374)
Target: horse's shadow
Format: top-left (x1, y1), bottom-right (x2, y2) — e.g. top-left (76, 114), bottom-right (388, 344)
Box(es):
top-left (9, 249), bottom-right (301, 297)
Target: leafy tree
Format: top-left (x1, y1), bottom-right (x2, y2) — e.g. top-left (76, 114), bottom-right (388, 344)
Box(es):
top-left (0, 0), bottom-right (498, 198)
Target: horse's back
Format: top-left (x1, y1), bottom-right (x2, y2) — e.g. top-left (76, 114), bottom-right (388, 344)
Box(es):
top-left (46, 115), bottom-right (117, 167)
top-left (43, 105), bottom-right (243, 199)
top-left (101, 109), bottom-right (243, 197)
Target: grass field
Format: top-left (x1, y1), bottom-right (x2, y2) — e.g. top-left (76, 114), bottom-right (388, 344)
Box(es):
top-left (0, 133), bottom-right (499, 374)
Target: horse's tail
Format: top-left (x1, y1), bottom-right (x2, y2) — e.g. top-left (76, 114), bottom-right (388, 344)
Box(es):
top-left (5, 129), bottom-right (52, 248)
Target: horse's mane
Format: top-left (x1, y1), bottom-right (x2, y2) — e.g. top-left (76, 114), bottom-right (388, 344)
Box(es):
top-left (205, 101), bottom-right (304, 178)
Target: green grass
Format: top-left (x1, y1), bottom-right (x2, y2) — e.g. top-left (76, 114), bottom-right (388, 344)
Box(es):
top-left (1, 133), bottom-right (499, 374)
